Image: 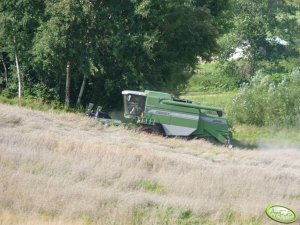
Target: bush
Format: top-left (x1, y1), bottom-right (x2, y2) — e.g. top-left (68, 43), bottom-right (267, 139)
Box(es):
top-left (228, 68), bottom-right (300, 127)
top-left (187, 63), bottom-right (239, 93)
top-left (24, 83), bottom-right (59, 102)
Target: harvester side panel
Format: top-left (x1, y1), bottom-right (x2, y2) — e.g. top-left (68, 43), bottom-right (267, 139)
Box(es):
top-left (164, 107), bottom-right (199, 136)
top-left (145, 92), bottom-right (200, 136)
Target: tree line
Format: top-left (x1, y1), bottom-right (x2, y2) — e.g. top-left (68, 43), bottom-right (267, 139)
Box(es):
top-left (0, 0), bottom-right (298, 110)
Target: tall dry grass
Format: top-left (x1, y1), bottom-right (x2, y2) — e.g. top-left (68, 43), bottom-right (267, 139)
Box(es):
top-left (0, 103), bottom-right (300, 225)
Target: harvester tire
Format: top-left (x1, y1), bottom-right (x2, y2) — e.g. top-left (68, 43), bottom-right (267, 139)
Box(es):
top-left (141, 124), bottom-right (165, 136)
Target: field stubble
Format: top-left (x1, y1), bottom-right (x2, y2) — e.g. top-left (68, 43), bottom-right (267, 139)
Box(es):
top-left (0, 104), bottom-right (300, 225)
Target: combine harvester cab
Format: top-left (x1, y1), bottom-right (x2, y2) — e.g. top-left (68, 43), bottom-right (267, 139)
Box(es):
top-left (122, 90), bottom-right (231, 146)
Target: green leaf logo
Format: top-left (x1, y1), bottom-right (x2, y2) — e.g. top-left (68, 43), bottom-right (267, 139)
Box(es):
top-left (266, 205), bottom-right (298, 224)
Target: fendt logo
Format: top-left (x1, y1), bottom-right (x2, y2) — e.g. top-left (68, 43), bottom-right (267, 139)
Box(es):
top-left (266, 205), bottom-right (298, 224)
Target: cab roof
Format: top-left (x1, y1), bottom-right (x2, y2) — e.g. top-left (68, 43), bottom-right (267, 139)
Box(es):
top-left (121, 90), bottom-right (147, 96)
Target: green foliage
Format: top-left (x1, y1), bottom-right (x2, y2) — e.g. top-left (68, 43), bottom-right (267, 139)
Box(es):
top-left (24, 83), bottom-right (59, 102)
top-left (186, 63), bottom-right (239, 93)
top-left (0, 95), bottom-right (64, 112)
top-left (228, 69), bottom-right (300, 126)
top-left (225, 0), bottom-right (298, 59)
top-left (0, 0), bottom-right (45, 97)
top-left (181, 91), bottom-right (237, 110)
top-left (218, 0), bottom-right (300, 78)
top-left (1, 75), bottom-right (18, 98)
top-left (0, 0), bottom-right (229, 110)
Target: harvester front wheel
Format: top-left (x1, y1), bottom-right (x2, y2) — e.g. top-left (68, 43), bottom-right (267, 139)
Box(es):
top-left (141, 124), bottom-right (165, 136)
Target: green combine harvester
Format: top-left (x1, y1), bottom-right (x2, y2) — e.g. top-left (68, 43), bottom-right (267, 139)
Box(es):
top-left (86, 90), bottom-right (231, 146)
top-left (122, 90), bottom-right (231, 146)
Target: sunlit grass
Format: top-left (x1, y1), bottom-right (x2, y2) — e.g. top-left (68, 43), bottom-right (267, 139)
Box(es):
top-left (181, 90), bottom-right (237, 109)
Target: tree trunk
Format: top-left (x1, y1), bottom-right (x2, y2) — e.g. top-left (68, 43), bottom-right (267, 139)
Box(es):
top-left (15, 53), bottom-right (21, 98)
top-left (65, 61), bottom-right (71, 108)
top-left (13, 36), bottom-right (21, 98)
top-left (77, 76), bottom-right (86, 105)
top-left (1, 59), bottom-right (8, 88)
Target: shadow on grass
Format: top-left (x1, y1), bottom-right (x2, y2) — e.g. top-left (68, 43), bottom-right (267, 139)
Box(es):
top-left (204, 137), bottom-right (259, 150)
top-left (231, 139), bottom-right (258, 150)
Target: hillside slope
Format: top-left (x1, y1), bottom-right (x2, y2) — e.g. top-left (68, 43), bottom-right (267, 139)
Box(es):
top-left (0, 104), bottom-right (300, 225)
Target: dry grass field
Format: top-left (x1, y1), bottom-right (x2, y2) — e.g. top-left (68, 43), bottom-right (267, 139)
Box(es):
top-left (0, 103), bottom-right (300, 225)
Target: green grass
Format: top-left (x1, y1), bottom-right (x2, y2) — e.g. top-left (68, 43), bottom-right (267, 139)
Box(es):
top-left (131, 205), bottom-right (264, 225)
top-left (0, 95), bottom-right (81, 113)
top-left (140, 181), bottom-right (167, 195)
top-left (233, 125), bottom-right (300, 148)
top-left (181, 91), bottom-right (237, 110)
top-left (185, 62), bottom-right (239, 93)
top-left (221, 209), bottom-right (262, 225)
